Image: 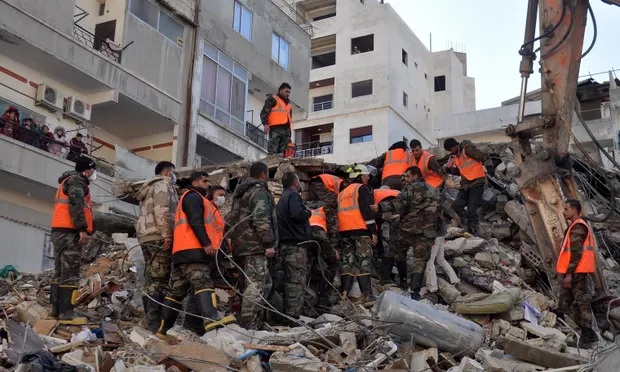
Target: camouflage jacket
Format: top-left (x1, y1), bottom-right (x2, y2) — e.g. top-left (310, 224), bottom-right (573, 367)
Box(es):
top-left (56, 171), bottom-right (91, 233)
top-left (227, 177), bottom-right (278, 256)
top-left (378, 180), bottom-right (440, 237)
top-left (135, 176), bottom-right (179, 244)
top-left (305, 200), bottom-right (339, 247)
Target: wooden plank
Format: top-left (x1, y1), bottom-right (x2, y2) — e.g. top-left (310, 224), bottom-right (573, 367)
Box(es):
top-left (242, 343), bottom-right (290, 352)
top-left (50, 340), bottom-right (85, 354)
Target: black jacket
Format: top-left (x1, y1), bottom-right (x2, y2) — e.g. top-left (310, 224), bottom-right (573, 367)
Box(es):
top-left (276, 188), bottom-right (312, 245)
top-left (172, 186), bottom-right (210, 265)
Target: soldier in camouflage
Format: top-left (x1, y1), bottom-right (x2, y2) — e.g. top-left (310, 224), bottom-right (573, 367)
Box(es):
top-left (261, 83), bottom-right (293, 155)
top-left (227, 162), bottom-right (278, 330)
top-left (372, 166), bottom-right (440, 301)
top-left (135, 161), bottom-right (179, 332)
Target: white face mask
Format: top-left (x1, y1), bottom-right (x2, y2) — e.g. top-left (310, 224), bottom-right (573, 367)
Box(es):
top-left (88, 170), bottom-right (97, 181)
top-left (214, 196), bottom-right (226, 207)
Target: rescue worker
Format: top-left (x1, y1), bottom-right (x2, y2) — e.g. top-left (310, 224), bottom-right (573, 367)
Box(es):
top-left (50, 156), bottom-right (97, 325)
top-left (368, 141), bottom-right (410, 190)
top-left (372, 166), bottom-right (440, 301)
top-left (308, 173), bottom-right (342, 211)
top-left (409, 139), bottom-right (447, 189)
top-left (338, 165), bottom-right (377, 301)
top-left (135, 161), bottom-right (179, 332)
top-left (373, 187), bottom-right (403, 287)
top-left (443, 138), bottom-right (487, 235)
top-left (557, 199), bottom-right (598, 347)
top-left (276, 172), bottom-right (312, 323)
top-left (261, 83), bottom-right (293, 155)
top-left (227, 162), bottom-right (278, 330)
top-left (156, 172), bottom-right (235, 342)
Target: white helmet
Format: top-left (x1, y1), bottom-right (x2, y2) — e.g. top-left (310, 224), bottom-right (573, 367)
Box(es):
top-left (348, 164), bottom-right (370, 179)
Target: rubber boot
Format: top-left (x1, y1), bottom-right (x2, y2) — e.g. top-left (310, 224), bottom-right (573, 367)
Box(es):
top-left (195, 289), bottom-right (236, 332)
top-left (357, 275), bottom-right (376, 302)
top-left (379, 258), bottom-right (395, 285)
top-left (395, 261), bottom-right (408, 290)
top-left (141, 293), bottom-right (163, 333)
top-left (183, 293), bottom-right (205, 336)
top-left (468, 218), bottom-right (479, 236)
top-left (57, 285), bottom-right (88, 325)
top-left (317, 272), bottom-right (336, 309)
top-left (579, 328), bottom-right (599, 347)
top-left (410, 273), bottom-right (424, 301)
top-left (155, 297), bottom-right (182, 343)
top-left (49, 282), bottom-right (59, 319)
top-left (340, 274), bottom-right (354, 298)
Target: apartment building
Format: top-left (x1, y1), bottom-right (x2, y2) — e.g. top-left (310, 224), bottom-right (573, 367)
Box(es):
top-left (289, 0), bottom-right (475, 164)
top-left (0, 0), bottom-right (196, 272)
top-left (186, 0), bottom-right (311, 167)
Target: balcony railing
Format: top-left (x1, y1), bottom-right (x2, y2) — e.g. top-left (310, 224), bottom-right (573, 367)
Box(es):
top-left (295, 141), bottom-right (333, 158)
top-left (245, 122), bottom-right (268, 149)
top-left (313, 101), bottom-right (333, 112)
top-left (73, 24), bottom-right (122, 63)
top-left (270, 0), bottom-right (314, 37)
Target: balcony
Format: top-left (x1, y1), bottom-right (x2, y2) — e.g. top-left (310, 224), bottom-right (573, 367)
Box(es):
top-left (245, 122), bottom-right (268, 149)
top-left (270, 0), bottom-right (315, 36)
top-left (295, 141), bottom-right (334, 158)
top-left (72, 23), bottom-right (123, 64)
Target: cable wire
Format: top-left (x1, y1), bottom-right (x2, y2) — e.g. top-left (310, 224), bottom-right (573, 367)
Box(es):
top-left (541, 3), bottom-right (575, 58)
top-left (521, 0), bottom-right (567, 51)
top-left (581, 3), bottom-right (597, 60)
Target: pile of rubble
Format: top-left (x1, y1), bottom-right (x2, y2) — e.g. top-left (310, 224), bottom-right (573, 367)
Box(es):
top-left (2, 150), bottom-right (620, 371)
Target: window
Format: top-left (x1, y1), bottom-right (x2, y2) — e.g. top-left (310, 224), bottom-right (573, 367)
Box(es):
top-left (272, 33), bottom-right (290, 69)
top-left (434, 75), bottom-right (446, 92)
top-left (403, 92), bottom-right (408, 107)
top-left (313, 94), bottom-right (333, 111)
top-left (130, 0), bottom-right (183, 44)
top-left (351, 34), bottom-right (374, 54)
top-left (313, 13), bottom-right (336, 21)
top-left (233, 1), bottom-right (252, 41)
top-left (350, 126), bottom-right (373, 144)
top-left (199, 42), bottom-right (249, 135)
top-left (352, 79), bottom-right (373, 98)
top-left (402, 49), bottom-right (408, 65)
top-left (99, 3), bottom-right (105, 16)
top-left (312, 52), bottom-right (336, 69)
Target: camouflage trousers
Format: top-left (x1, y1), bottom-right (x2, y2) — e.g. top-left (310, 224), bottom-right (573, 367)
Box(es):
top-left (400, 234), bottom-right (433, 275)
top-left (168, 262), bottom-right (215, 301)
top-left (282, 244), bottom-right (309, 317)
top-left (140, 241), bottom-right (172, 296)
top-left (341, 236), bottom-right (373, 276)
top-left (558, 273), bottom-right (594, 330)
top-left (238, 254), bottom-right (273, 330)
top-left (267, 126), bottom-right (291, 155)
top-left (382, 221), bottom-right (404, 260)
top-left (51, 231), bottom-right (82, 286)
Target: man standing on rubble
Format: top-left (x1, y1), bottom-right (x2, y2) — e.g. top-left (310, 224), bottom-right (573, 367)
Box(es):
top-left (443, 138), bottom-right (487, 235)
top-left (338, 164), bottom-right (377, 301)
top-left (135, 161), bottom-right (179, 332)
top-left (262, 83), bottom-right (293, 155)
top-left (368, 141), bottom-right (410, 190)
top-left (557, 199), bottom-right (598, 347)
top-left (276, 172), bottom-right (312, 323)
top-left (156, 172), bottom-right (235, 342)
top-left (409, 139), bottom-right (446, 189)
top-left (50, 156), bottom-right (97, 325)
top-left (308, 173), bottom-right (342, 226)
top-left (371, 166), bottom-right (440, 301)
top-left (228, 162), bottom-right (278, 330)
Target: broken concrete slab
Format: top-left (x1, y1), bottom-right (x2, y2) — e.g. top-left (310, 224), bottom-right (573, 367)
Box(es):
top-left (519, 322), bottom-right (567, 342)
top-left (474, 252), bottom-right (496, 270)
top-left (129, 327), bottom-right (155, 348)
top-left (410, 347), bottom-right (438, 372)
top-left (504, 339), bottom-right (586, 368)
top-left (1, 319), bottom-right (47, 365)
top-left (147, 339), bottom-right (230, 372)
top-left (455, 288), bottom-right (521, 315)
top-left (437, 278), bottom-right (461, 304)
top-left (270, 342), bottom-right (339, 372)
top-left (16, 301), bottom-right (48, 324)
top-left (475, 349), bottom-right (542, 372)
top-left (444, 237), bottom-right (489, 257)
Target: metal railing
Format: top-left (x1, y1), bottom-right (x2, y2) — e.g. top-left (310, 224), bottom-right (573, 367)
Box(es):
top-left (313, 101), bottom-right (333, 112)
top-left (270, 0), bottom-right (314, 37)
top-left (73, 24), bottom-right (122, 63)
top-left (245, 122), bottom-right (268, 149)
top-left (295, 140), bottom-right (333, 158)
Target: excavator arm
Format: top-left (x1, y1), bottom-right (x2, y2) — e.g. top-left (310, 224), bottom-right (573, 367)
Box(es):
top-left (507, 0), bottom-right (619, 299)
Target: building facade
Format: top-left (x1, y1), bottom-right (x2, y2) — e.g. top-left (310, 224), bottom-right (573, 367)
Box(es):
top-left (290, 0), bottom-right (475, 164)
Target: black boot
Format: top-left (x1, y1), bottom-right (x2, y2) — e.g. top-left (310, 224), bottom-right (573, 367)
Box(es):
top-left (156, 297), bottom-right (182, 343)
top-left (395, 261), bottom-right (408, 290)
top-left (357, 275), bottom-right (376, 302)
top-left (379, 258), bottom-right (395, 285)
top-left (580, 328), bottom-right (599, 346)
top-left (142, 293), bottom-right (163, 333)
top-left (58, 285), bottom-right (87, 325)
top-left (340, 274), bottom-right (354, 298)
top-left (318, 272), bottom-right (336, 308)
top-left (410, 273), bottom-right (424, 301)
top-left (183, 293), bottom-right (205, 336)
top-left (195, 289), bottom-right (236, 332)
top-left (49, 282), bottom-right (59, 319)
top-left (468, 218), bottom-right (479, 236)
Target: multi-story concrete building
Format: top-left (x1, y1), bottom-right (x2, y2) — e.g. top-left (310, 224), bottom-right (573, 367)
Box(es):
top-left (289, 0), bottom-right (475, 164)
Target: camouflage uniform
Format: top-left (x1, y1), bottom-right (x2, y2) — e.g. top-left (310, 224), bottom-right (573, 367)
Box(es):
top-left (267, 126), bottom-right (291, 155)
top-left (281, 244), bottom-right (308, 317)
top-left (227, 177), bottom-right (278, 329)
top-left (341, 236), bottom-right (374, 277)
top-left (168, 262), bottom-right (215, 300)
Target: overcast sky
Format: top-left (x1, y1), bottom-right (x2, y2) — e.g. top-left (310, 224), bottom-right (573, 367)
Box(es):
top-left (388, 0), bottom-right (620, 110)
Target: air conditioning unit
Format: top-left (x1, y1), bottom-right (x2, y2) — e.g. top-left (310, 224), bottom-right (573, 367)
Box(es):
top-left (64, 97), bottom-right (92, 122)
top-left (35, 84), bottom-right (63, 112)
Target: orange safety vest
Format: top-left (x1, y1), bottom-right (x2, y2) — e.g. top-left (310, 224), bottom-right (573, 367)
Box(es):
top-left (410, 150), bottom-right (444, 189)
top-left (173, 190), bottom-right (223, 254)
top-left (337, 184), bottom-right (368, 232)
top-left (382, 149), bottom-right (410, 179)
top-left (454, 145), bottom-right (486, 181)
top-left (556, 218), bottom-right (597, 274)
top-left (313, 174), bottom-right (343, 195)
top-left (373, 189), bottom-right (400, 204)
top-left (309, 207), bottom-right (328, 231)
top-left (267, 95), bottom-right (292, 127)
top-left (51, 176), bottom-right (94, 233)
